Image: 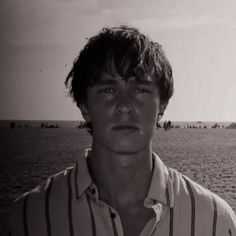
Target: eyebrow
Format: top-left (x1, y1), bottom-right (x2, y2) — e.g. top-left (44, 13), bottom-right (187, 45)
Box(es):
top-left (135, 80), bottom-right (154, 85)
top-left (95, 79), bottom-right (118, 86)
top-left (95, 79), bottom-right (155, 87)
top-left (96, 79), bottom-right (154, 85)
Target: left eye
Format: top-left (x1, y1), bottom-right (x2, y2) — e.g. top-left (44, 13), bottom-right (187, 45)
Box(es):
top-left (98, 88), bottom-right (115, 94)
top-left (135, 88), bottom-right (150, 93)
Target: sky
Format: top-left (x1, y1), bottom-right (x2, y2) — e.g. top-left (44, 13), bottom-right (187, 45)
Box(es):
top-left (0, 0), bottom-right (236, 121)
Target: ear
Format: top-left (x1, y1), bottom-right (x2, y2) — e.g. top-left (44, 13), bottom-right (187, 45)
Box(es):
top-left (157, 113), bottom-right (162, 123)
top-left (78, 103), bottom-right (91, 122)
top-left (158, 102), bottom-right (168, 118)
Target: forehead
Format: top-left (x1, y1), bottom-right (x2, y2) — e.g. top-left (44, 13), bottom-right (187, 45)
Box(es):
top-left (95, 70), bottom-right (157, 85)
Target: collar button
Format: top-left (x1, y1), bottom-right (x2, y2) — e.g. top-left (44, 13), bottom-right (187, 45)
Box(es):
top-left (110, 212), bottom-right (116, 219)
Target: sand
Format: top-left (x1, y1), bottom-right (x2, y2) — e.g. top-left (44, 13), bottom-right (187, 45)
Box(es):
top-left (0, 127), bottom-right (235, 229)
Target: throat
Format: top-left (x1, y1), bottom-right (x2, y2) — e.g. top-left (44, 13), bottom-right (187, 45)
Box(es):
top-left (117, 203), bottom-right (155, 236)
top-left (88, 144), bottom-right (154, 208)
top-left (102, 186), bottom-right (144, 210)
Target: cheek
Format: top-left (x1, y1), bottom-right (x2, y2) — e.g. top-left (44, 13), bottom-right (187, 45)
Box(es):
top-left (89, 103), bottom-right (113, 125)
top-left (139, 100), bottom-right (160, 119)
top-left (143, 111), bottom-right (158, 126)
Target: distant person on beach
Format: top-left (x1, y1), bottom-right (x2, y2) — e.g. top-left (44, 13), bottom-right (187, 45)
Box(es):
top-left (2, 25), bottom-right (236, 236)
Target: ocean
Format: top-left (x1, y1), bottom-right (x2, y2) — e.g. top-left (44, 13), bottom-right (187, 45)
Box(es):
top-left (0, 120), bottom-right (234, 129)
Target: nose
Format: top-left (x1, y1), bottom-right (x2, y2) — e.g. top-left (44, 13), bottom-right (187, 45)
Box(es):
top-left (116, 92), bottom-right (134, 115)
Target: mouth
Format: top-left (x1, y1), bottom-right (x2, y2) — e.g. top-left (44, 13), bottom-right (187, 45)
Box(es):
top-left (112, 125), bottom-right (139, 132)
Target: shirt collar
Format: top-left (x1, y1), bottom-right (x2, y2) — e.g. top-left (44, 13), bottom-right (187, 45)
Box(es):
top-left (75, 149), bottom-right (93, 198)
top-left (75, 149), bottom-right (174, 208)
top-left (145, 152), bottom-right (174, 208)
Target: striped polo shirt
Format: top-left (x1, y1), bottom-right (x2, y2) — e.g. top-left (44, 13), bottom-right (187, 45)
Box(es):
top-left (2, 150), bottom-right (236, 236)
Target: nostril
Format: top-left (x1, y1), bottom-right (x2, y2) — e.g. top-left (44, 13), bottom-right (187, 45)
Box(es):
top-left (117, 105), bottom-right (131, 114)
top-left (116, 103), bottom-right (133, 114)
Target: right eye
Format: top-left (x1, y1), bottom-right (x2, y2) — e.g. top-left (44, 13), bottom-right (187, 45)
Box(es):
top-left (98, 88), bottom-right (115, 94)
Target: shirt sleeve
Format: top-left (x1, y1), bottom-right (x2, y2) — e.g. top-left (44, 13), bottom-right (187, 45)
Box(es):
top-left (224, 207), bottom-right (236, 235)
top-left (215, 196), bottom-right (236, 236)
top-left (1, 212), bottom-right (11, 236)
top-left (1, 194), bottom-right (27, 236)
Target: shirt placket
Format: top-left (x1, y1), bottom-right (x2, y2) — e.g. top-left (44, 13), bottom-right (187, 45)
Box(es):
top-left (140, 199), bottom-right (163, 236)
top-left (87, 184), bottom-right (124, 236)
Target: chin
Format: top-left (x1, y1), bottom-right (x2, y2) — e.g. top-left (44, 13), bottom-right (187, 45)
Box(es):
top-left (107, 139), bottom-right (146, 154)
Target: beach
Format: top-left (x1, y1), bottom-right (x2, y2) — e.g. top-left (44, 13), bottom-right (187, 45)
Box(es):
top-left (0, 126), bottom-right (235, 230)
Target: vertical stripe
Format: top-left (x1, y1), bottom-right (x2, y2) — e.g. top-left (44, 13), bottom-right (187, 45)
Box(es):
top-left (109, 208), bottom-right (118, 236)
top-left (212, 197), bottom-right (217, 236)
top-left (68, 168), bottom-right (74, 236)
top-left (45, 177), bottom-right (53, 236)
top-left (86, 194), bottom-right (97, 236)
top-left (8, 230), bottom-right (12, 236)
top-left (74, 162), bottom-right (79, 199)
top-left (165, 185), bottom-right (170, 206)
top-left (169, 207), bottom-right (174, 236)
top-left (166, 185), bottom-right (174, 236)
top-left (23, 193), bottom-right (29, 236)
top-left (183, 177), bottom-right (195, 236)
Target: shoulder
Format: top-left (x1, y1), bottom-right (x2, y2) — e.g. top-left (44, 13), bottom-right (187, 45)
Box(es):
top-left (20, 165), bottom-right (74, 206)
top-left (16, 166), bottom-right (74, 204)
top-left (168, 168), bottom-right (236, 231)
top-left (1, 166), bottom-right (75, 236)
top-left (213, 193), bottom-right (236, 233)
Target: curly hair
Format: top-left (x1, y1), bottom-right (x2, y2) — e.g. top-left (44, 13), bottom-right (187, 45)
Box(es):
top-left (65, 25), bottom-right (174, 134)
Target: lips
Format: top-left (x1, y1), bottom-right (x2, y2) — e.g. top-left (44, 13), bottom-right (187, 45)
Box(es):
top-left (112, 124), bottom-right (139, 131)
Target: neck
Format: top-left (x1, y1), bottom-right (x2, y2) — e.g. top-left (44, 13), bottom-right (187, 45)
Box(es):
top-left (88, 143), bottom-right (153, 208)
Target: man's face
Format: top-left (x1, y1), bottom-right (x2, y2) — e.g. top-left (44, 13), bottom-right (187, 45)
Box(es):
top-left (82, 71), bottom-right (161, 154)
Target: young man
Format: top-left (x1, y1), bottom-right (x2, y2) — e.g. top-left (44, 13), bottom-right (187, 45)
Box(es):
top-left (2, 26), bottom-right (236, 236)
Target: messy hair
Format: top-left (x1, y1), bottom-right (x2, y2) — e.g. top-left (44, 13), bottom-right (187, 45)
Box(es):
top-left (65, 25), bottom-right (174, 133)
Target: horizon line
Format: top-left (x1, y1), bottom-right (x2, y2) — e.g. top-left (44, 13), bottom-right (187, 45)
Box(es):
top-left (0, 119), bottom-right (235, 123)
